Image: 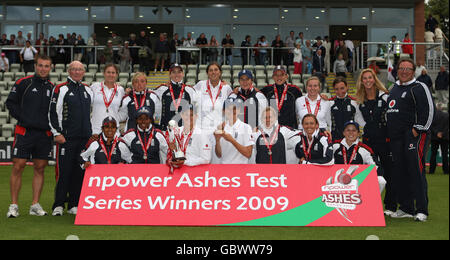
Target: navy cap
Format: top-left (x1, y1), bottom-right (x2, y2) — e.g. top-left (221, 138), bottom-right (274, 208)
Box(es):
top-left (136, 106), bottom-right (154, 119)
top-left (343, 120), bottom-right (360, 131)
top-left (272, 65), bottom-right (287, 74)
top-left (102, 116), bottom-right (117, 127)
top-left (238, 69), bottom-right (253, 80)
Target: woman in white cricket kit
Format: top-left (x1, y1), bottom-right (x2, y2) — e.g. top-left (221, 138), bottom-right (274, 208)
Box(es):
top-left (89, 64), bottom-right (126, 135)
top-left (296, 76), bottom-right (331, 132)
top-left (214, 97), bottom-right (254, 164)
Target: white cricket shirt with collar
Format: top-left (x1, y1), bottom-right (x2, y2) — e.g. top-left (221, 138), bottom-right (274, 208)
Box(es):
top-left (193, 79), bottom-right (232, 131)
top-left (296, 94), bottom-right (331, 131)
top-left (176, 124), bottom-right (215, 166)
top-left (219, 118), bottom-right (255, 164)
top-left (89, 81), bottom-right (126, 134)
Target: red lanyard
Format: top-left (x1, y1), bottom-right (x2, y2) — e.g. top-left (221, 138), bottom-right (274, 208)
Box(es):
top-left (206, 80), bottom-right (223, 110)
top-left (98, 137), bottom-right (118, 164)
top-left (169, 83), bottom-right (185, 112)
top-left (305, 97), bottom-right (321, 116)
top-left (260, 125), bottom-right (280, 164)
top-left (273, 84), bottom-right (288, 111)
top-left (132, 90), bottom-right (147, 110)
top-left (101, 82), bottom-right (118, 113)
top-left (301, 135), bottom-right (314, 160)
top-left (176, 128), bottom-right (194, 153)
top-left (342, 144), bottom-right (359, 165)
top-left (137, 128), bottom-right (155, 163)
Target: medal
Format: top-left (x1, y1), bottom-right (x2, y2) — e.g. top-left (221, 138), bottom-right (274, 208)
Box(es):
top-left (305, 97), bottom-right (321, 116)
top-left (99, 136), bottom-right (118, 164)
top-left (206, 80), bottom-right (224, 110)
top-left (132, 90), bottom-right (147, 111)
top-left (169, 82), bottom-right (185, 112)
top-left (260, 125), bottom-right (280, 164)
top-left (273, 84), bottom-right (288, 112)
top-left (301, 134), bottom-right (314, 161)
top-left (342, 144), bottom-right (359, 165)
top-left (137, 128), bottom-right (155, 163)
top-left (101, 82), bottom-right (117, 114)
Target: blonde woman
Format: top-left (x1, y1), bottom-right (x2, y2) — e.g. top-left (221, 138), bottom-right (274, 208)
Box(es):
top-left (355, 68), bottom-right (394, 216)
top-left (118, 72), bottom-right (161, 131)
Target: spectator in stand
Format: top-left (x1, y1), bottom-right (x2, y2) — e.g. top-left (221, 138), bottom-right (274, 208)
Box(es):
top-left (208, 35), bottom-right (219, 63)
top-left (55, 34), bottom-right (67, 64)
top-left (402, 33), bottom-right (414, 59)
top-left (119, 41), bottom-right (132, 73)
top-left (293, 43), bottom-right (303, 75)
top-left (169, 33), bottom-right (182, 65)
top-left (285, 31), bottom-right (296, 66)
top-left (108, 31), bottom-right (123, 64)
top-left (368, 60), bottom-right (381, 75)
top-left (424, 29), bottom-right (435, 59)
top-left (258, 36), bottom-right (268, 66)
top-left (15, 31), bottom-right (26, 48)
top-left (26, 33), bottom-right (34, 46)
top-left (35, 33), bottom-right (47, 55)
top-left (128, 33), bottom-right (139, 68)
top-left (417, 69), bottom-right (433, 91)
top-left (0, 33), bottom-right (9, 45)
top-left (103, 40), bottom-right (114, 64)
top-left (0, 52), bottom-right (9, 72)
top-left (435, 66), bottom-right (449, 104)
top-left (222, 34), bottom-right (235, 66)
top-left (9, 34), bottom-right (18, 65)
top-left (434, 24), bottom-right (446, 56)
top-left (20, 40), bottom-right (38, 73)
top-left (425, 14), bottom-right (439, 32)
top-left (182, 32), bottom-right (196, 65)
top-left (333, 53), bottom-right (347, 78)
top-left (47, 36), bottom-right (57, 63)
top-left (196, 33), bottom-right (208, 64)
top-left (154, 33), bottom-right (170, 73)
top-left (323, 36), bottom-right (332, 74)
top-left (312, 48), bottom-right (326, 87)
top-left (272, 35), bottom-right (284, 66)
top-left (73, 34), bottom-right (86, 62)
top-left (295, 32), bottom-right (305, 47)
top-left (335, 40), bottom-right (349, 68)
top-left (241, 35), bottom-right (252, 66)
top-left (302, 40), bottom-right (313, 74)
top-left (415, 61), bottom-right (426, 78)
top-left (87, 33), bottom-right (98, 65)
top-left (429, 103), bottom-right (449, 175)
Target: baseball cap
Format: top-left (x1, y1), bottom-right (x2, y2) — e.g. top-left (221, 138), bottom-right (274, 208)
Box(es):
top-left (343, 120), bottom-right (360, 131)
top-left (136, 106), bottom-right (154, 119)
top-left (102, 116), bottom-right (117, 127)
top-left (272, 65), bottom-right (287, 75)
top-left (238, 69), bottom-right (253, 80)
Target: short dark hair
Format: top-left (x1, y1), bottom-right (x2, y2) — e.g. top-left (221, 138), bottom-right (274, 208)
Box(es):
top-left (396, 57), bottom-right (416, 72)
top-left (35, 54), bottom-right (52, 64)
top-left (333, 76), bottom-right (347, 87)
top-left (206, 62), bottom-right (222, 73)
top-left (302, 113), bottom-right (319, 125)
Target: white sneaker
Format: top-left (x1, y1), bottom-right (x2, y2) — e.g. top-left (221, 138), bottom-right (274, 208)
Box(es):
top-left (384, 210), bottom-right (395, 217)
top-left (391, 209), bottom-right (414, 219)
top-left (7, 204), bottom-right (19, 218)
top-left (67, 207), bottom-right (78, 215)
top-left (29, 203), bottom-right (48, 216)
top-left (415, 213), bottom-right (428, 222)
top-left (52, 206), bottom-right (64, 216)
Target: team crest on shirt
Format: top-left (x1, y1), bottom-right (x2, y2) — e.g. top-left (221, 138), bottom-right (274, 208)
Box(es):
top-left (388, 100), bottom-right (396, 108)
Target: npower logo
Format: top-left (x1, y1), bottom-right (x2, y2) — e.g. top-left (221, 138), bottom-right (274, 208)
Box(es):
top-left (321, 165), bottom-right (362, 223)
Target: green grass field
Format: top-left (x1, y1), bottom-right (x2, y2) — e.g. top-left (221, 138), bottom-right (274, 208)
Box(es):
top-left (0, 165), bottom-right (448, 240)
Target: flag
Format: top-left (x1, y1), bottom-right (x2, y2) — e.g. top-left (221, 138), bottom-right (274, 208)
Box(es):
top-left (387, 51), bottom-right (396, 83)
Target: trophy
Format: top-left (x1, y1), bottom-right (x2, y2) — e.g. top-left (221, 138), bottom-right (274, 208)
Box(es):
top-left (168, 120), bottom-right (186, 161)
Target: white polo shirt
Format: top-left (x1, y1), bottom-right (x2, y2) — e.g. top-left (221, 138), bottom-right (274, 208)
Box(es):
top-left (296, 95), bottom-right (331, 131)
top-left (176, 125), bottom-right (215, 166)
top-left (219, 119), bottom-right (255, 164)
top-left (20, 47), bottom-right (38, 61)
top-left (193, 80), bottom-right (233, 131)
top-left (89, 82), bottom-right (126, 134)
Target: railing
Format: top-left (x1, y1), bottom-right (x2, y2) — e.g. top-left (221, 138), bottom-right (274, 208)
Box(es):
top-left (0, 45), bottom-right (141, 65)
top-left (359, 41), bottom-right (446, 71)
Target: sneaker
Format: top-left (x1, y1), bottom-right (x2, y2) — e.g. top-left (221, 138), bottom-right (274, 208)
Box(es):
top-left (384, 210), bottom-right (395, 217)
top-left (29, 203), bottom-right (48, 216)
top-left (414, 213), bottom-right (428, 222)
top-left (67, 207), bottom-right (77, 215)
top-left (391, 209), bottom-right (414, 219)
top-left (6, 204), bottom-right (19, 218)
top-left (52, 206), bottom-right (64, 216)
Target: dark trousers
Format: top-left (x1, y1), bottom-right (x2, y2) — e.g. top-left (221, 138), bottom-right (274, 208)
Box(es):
top-left (364, 139), bottom-right (396, 212)
top-left (23, 60), bottom-right (35, 73)
top-left (53, 137), bottom-right (89, 210)
top-left (430, 139), bottom-right (449, 174)
top-left (390, 131), bottom-right (430, 215)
